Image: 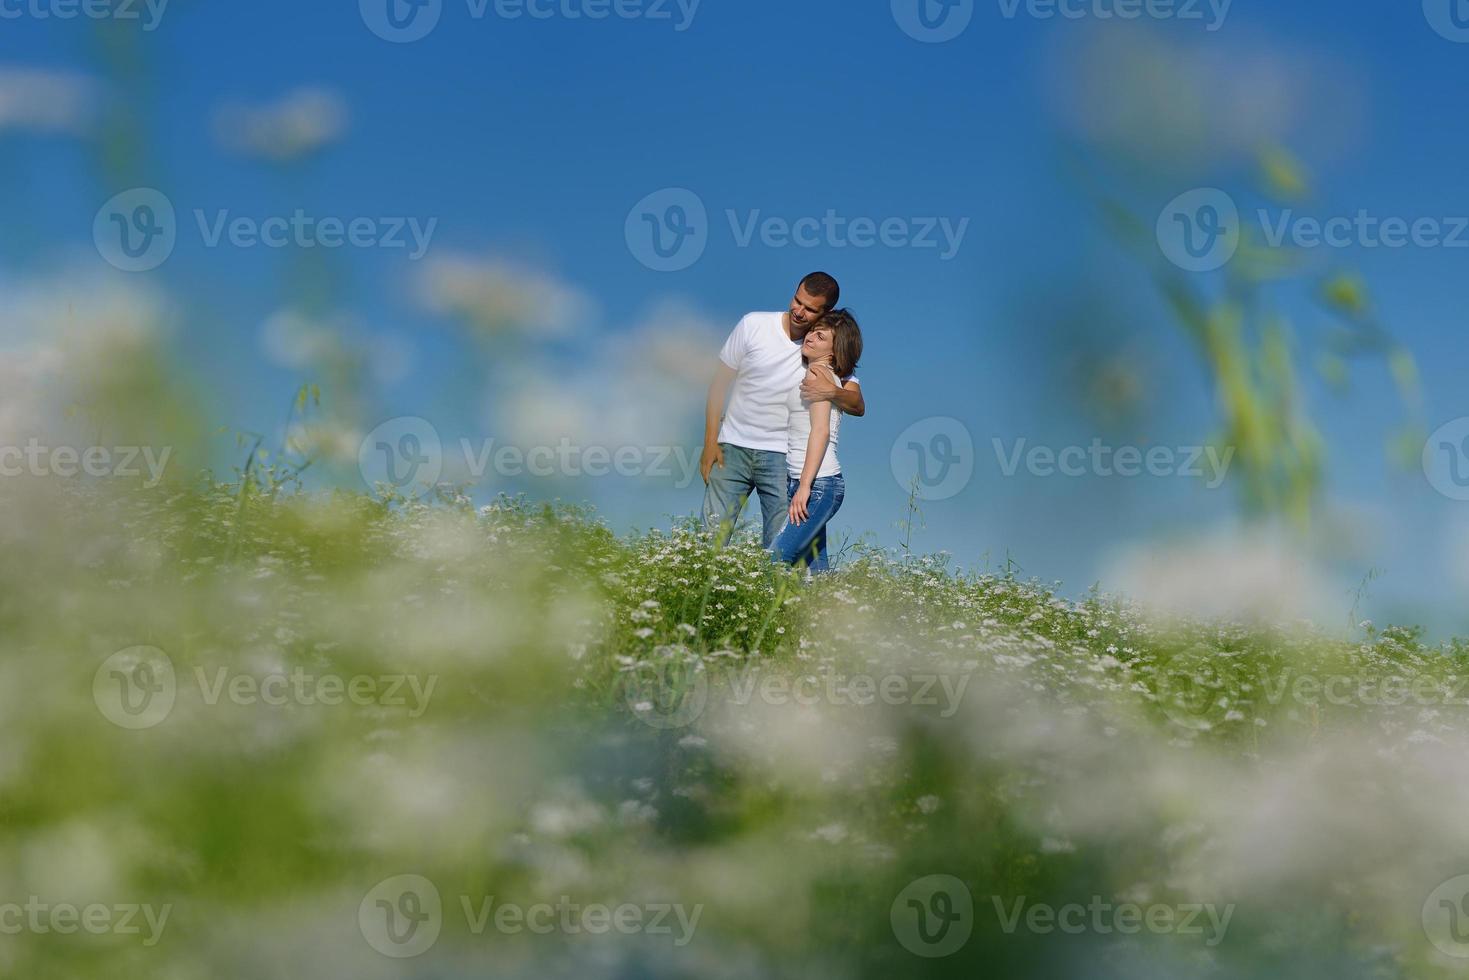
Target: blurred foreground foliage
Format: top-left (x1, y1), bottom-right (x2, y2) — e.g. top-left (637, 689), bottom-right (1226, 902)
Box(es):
top-left (1085, 143), bottom-right (1425, 528)
top-left (1, 475), bottom-right (1467, 978)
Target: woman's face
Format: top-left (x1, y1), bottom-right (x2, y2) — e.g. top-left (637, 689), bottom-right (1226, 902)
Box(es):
top-left (802, 325), bottom-right (834, 361)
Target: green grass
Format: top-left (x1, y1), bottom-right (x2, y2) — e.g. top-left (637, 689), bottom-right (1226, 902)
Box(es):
top-left (2, 475), bottom-right (1466, 978)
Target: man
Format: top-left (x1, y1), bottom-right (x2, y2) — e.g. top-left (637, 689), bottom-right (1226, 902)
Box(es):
top-left (700, 272), bottom-right (866, 546)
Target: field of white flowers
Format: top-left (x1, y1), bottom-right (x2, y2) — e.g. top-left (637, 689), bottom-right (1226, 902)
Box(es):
top-left (3, 473), bottom-right (1468, 979)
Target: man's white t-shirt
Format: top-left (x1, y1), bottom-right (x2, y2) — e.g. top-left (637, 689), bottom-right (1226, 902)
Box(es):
top-left (717, 312), bottom-right (805, 452)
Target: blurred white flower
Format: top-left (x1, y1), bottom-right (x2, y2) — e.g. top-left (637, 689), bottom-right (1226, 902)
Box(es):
top-left (260, 310), bottom-right (342, 370)
top-left (260, 308), bottom-right (413, 390)
top-left (213, 86), bottom-right (348, 161)
top-left (1101, 526), bottom-right (1342, 625)
top-left (0, 67), bottom-right (96, 135)
top-left (810, 823), bottom-right (848, 844)
top-left (417, 253), bottom-right (593, 342)
top-left (20, 821), bottom-right (123, 901)
top-left (1047, 27), bottom-right (1366, 171)
top-left (0, 271), bottom-right (168, 444)
top-left (283, 419), bottom-right (362, 466)
top-left (496, 300), bottom-right (723, 450)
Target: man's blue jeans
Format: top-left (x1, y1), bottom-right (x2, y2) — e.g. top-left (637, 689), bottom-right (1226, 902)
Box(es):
top-left (702, 443), bottom-right (789, 548)
top-left (771, 474), bottom-right (845, 573)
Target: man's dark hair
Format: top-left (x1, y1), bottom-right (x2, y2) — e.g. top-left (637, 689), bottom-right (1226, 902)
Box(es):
top-left (799, 271), bottom-right (840, 310)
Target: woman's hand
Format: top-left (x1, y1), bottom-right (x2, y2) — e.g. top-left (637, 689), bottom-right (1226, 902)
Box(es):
top-left (789, 485), bottom-right (811, 526)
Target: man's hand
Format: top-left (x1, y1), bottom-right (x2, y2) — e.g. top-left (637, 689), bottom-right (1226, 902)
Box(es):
top-left (788, 484), bottom-right (811, 526)
top-left (700, 442), bottom-right (725, 484)
top-left (799, 365), bottom-right (840, 403)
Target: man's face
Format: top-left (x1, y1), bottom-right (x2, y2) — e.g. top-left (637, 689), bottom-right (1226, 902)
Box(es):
top-left (788, 287), bottom-right (831, 336)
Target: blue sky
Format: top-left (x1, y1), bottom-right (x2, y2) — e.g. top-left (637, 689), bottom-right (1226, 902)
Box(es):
top-left (7, 0), bottom-right (1469, 633)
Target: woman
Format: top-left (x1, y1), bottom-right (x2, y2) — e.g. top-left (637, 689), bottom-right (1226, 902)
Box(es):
top-left (771, 308), bottom-right (863, 574)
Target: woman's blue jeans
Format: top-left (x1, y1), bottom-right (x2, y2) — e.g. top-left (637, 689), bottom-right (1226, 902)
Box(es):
top-left (771, 474), bottom-right (845, 573)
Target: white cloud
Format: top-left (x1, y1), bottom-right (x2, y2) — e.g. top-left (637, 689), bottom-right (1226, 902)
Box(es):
top-left (260, 310), bottom-right (343, 370)
top-left (0, 272), bottom-right (168, 444)
top-left (1101, 525), bottom-right (1345, 625)
top-left (495, 300), bottom-right (723, 451)
top-left (0, 67), bottom-right (97, 135)
top-left (214, 86), bottom-right (348, 161)
top-left (1046, 27), bottom-right (1368, 170)
top-left (416, 252), bottom-right (594, 342)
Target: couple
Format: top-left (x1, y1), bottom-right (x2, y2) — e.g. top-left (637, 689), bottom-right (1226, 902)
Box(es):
top-left (699, 272), bottom-right (865, 573)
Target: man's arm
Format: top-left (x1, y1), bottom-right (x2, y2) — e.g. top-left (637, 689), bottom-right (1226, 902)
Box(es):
top-left (800, 367), bottom-right (865, 417)
top-left (700, 362), bottom-right (738, 483)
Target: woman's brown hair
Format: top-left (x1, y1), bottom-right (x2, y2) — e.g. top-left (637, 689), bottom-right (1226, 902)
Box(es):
top-left (813, 308), bottom-right (863, 379)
